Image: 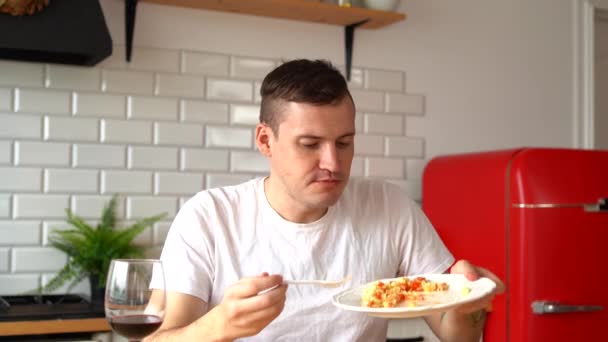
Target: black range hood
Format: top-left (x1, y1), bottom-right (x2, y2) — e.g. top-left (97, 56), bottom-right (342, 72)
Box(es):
top-left (0, 0), bottom-right (112, 66)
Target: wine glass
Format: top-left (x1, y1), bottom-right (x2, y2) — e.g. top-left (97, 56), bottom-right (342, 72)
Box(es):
top-left (105, 259), bottom-right (166, 342)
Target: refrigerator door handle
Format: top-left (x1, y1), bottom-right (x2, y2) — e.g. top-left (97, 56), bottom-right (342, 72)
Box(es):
top-left (532, 301), bottom-right (604, 314)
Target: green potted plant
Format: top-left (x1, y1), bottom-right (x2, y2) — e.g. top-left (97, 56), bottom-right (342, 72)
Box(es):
top-left (40, 194), bottom-right (167, 304)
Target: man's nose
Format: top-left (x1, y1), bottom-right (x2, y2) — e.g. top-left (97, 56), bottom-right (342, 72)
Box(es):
top-left (319, 144), bottom-right (340, 172)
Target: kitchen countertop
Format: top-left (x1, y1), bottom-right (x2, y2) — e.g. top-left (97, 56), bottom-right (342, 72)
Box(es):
top-left (0, 317), bottom-right (110, 336)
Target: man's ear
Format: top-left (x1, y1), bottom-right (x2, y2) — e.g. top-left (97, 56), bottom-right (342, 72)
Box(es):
top-left (255, 123), bottom-right (273, 157)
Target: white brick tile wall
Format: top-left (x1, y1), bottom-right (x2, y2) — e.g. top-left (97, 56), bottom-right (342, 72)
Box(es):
top-left (181, 100), bottom-right (229, 123)
top-left (355, 113), bottom-right (363, 133)
top-left (231, 57), bottom-right (276, 79)
top-left (16, 89), bottom-right (71, 115)
top-left (0, 113), bottom-right (42, 139)
top-left (206, 173), bottom-right (253, 189)
top-left (0, 194), bottom-right (9, 218)
top-left (0, 167), bottom-right (41, 192)
top-left (41, 273), bottom-right (89, 295)
top-left (206, 126), bottom-right (252, 148)
top-left (350, 89), bottom-right (384, 112)
top-left (126, 47), bottom-right (180, 72)
top-left (71, 195), bottom-right (126, 219)
top-left (101, 119), bottom-right (152, 144)
top-left (102, 69), bottom-right (154, 95)
top-left (388, 179), bottom-right (422, 201)
top-left (74, 93), bottom-right (126, 118)
top-left (230, 104), bottom-right (260, 126)
top-left (337, 65), bottom-right (364, 89)
top-left (0, 275), bottom-right (39, 294)
top-left (350, 157), bottom-right (364, 177)
top-left (73, 144), bottom-right (126, 168)
top-left (0, 48), bottom-right (425, 295)
top-left (207, 79), bottom-right (253, 102)
top-left (128, 146), bottom-right (178, 170)
top-left (254, 81), bottom-right (262, 104)
top-left (0, 141), bottom-right (11, 164)
top-left (365, 69), bottom-right (404, 92)
top-left (182, 51), bottom-right (229, 76)
top-left (12, 247), bottom-right (67, 272)
top-left (365, 158), bottom-right (404, 179)
top-left (44, 169), bottom-right (98, 193)
top-left (386, 136), bottom-right (425, 157)
top-left (130, 96), bottom-right (179, 121)
top-left (127, 196), bottom-right (177, 219)
top-left (406, 116), bottom-right (426, 137)
top-left (354, 135), bottom-right (384, 155)
top-left (155, 172), bottom-right (203, 195)
top-left (129, 223), bottom-right (153, 246)
top-left (230, 151), bottom-right (269, 172)
top-left (101, 170), bottom-right (153, 194)
top-left (41, 220), bottom-right (67, 246)
top-left (98, 45), bottom-right (128, 69)
top-left (44, 116), bottom-right (98, 142)
top-left (0, 248), bottom-right (8, 272)
top-left (14, 141), bottom-right (70, 166)
top-left (406, 159), bottom-right (427, 181)
top-left (364, 113), bottom-right (403, 135)
top-left (154, 122), bottom-right (202, 146)
top-left (153, 222), bottom-right (171, 244)
top-left (179, 197), bottom-right (191, 208)
top-left (181, 148), bottom-right (229, 171)
top-left (46, 65), bottom-right (101, 91)
top-left (156, 73), bottom-right (205, 98)
top-left (0, 88), bottom-right (12, 111)
top-left (13, 194), bottom-right (70, 219)
top-left (0, 221), bottom-right (40, 245)
top-left (0, 61), bottom-right (44, 87)
top-left (386, 93), bottom-right (424, 114)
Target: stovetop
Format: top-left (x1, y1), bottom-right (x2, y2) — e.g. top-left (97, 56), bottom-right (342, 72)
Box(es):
top-left (0, 294), bottom-right (104, 322)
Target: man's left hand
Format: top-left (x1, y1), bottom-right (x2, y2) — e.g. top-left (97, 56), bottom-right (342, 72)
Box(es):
top-left (449, 259), bottom-right (505, 314)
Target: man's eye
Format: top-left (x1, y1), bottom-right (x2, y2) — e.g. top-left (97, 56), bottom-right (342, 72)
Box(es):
top-left (337, 141), bottom-right (352, 148)
top-left (302, 143), bottom-right (319, 149)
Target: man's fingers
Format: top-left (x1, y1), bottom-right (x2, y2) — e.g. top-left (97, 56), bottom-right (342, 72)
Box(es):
top-left (476, 267), bottom-right (506, 294)
top-left (222, 284), bottom-right (287, 325)
top-left (231, 288), bottom-right (287, 328)
top-left (451, 260), bottom-right (506, 294)
top-left (450, 260), bottom-right (479, 281)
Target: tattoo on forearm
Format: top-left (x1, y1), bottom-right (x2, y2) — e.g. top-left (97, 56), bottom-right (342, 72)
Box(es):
top-left (469, 309), bottom-right (487, 328)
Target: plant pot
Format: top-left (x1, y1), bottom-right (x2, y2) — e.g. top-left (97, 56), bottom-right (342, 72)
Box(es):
top-left (363, 0), bottom-right (400, 11)
top-left (89, 275), bottom-right (106, 307)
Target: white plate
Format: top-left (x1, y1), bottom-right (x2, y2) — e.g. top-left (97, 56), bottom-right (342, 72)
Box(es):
top-left (332, 274), bottom-right (496, 318)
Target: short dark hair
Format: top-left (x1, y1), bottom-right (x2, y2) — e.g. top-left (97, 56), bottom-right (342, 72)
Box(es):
top-left (259, 59), bottom-right (353, 134)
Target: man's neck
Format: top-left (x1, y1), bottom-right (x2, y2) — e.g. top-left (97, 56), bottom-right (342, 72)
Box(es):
top-left (263, 177), bottom-right (327, 224)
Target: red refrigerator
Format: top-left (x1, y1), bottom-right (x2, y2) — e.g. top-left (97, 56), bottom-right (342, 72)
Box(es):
top-left (422, 148), bottom-right (608, 342)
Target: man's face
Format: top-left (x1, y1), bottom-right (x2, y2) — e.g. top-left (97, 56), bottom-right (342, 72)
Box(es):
top-left (258, 97), bottom-right (355, 214)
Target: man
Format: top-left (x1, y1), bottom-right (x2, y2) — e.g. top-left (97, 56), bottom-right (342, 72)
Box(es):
top-left (147, 59), bottom-right (504, 341)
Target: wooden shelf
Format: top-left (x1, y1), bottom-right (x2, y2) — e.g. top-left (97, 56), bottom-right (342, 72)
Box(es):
top-left (140, 0), bottom-right (406, 29)
top-left (0, 318), bottom-right (111, 337)
top-left (125, 0), bottom-right (405, 79)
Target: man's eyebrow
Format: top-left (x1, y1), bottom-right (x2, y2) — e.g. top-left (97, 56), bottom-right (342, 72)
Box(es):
top-left (296, 132), bottom-right (355, 140)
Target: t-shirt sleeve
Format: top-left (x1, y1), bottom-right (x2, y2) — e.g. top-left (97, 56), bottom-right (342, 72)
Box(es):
top-left (158, 194), bottom-right (215, 303)
top-left (390, 186), bottom-right (455, 276)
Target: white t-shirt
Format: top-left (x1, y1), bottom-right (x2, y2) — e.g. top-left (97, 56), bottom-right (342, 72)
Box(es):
top-left (160, 177), bottom-right (454, 341)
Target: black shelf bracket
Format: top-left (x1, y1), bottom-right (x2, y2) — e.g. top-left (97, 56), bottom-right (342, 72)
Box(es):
top-left (344, 19), bottom-right (369, 81)
top-left (125, 0), bottom-right (138, 62)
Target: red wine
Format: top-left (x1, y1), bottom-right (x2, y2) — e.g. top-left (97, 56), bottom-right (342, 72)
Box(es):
top-left (110, 314), bottom-right (163, 339)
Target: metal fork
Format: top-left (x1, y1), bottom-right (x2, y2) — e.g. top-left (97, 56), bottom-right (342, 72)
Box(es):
top-left (284, 274), bottom-right (353, 288)
top-left (258, 275), bottom-right (352, 295)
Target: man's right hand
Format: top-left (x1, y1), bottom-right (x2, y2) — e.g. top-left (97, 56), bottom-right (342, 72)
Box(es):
top-left (210, 272), bottom-right (287, 340)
